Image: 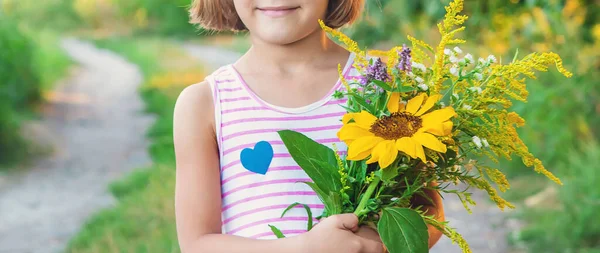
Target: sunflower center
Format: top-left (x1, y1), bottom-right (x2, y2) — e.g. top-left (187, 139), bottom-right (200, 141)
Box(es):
top-left (370, 112), bottom-right (423, 140)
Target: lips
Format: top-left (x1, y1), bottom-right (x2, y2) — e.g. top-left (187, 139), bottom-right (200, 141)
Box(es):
top-left (257, 6), bottom-right (300, 17)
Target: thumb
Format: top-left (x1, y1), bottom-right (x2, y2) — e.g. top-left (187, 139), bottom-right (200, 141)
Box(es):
top-left (334, 213), bottom-right (359, 232)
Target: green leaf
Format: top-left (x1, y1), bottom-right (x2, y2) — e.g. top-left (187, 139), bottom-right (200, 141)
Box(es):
top-left (269, 225), bottom-right (286, 239)
top-left (326, 192), bottom-right (343, 215)
top-left (372, 80), bottom-right (394, 92)
top-left (378, 208), bottom-right (429, 253)
top-left (301, 182), bottom-right (340, 218)
top-left (278, 130), bottom-right (342, 193)
top-left (381, 166), bottom-right (400, 186)
top-left (349, 93), bottom-right (376, 113)
top-left (281, 202), bottom-right (314, 231)
top-left (399, 85), bottom-right (417, 93)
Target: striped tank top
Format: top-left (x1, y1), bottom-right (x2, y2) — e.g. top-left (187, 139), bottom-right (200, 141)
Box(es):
top-left (206, 53), bottom-right (358, 239)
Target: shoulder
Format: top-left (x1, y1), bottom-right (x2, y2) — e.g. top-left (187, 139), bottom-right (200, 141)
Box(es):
top-left (174, 81), bottom-right (215, 134)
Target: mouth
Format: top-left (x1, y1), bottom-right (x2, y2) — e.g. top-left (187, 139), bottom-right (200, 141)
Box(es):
top-left (257, 6), bottom-right (300, 17)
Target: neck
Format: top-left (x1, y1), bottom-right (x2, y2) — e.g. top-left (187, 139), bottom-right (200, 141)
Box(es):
top-left (243, 30), bottom-right (346, 73)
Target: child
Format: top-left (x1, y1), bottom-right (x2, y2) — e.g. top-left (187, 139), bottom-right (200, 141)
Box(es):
top-left (173, 1), bottom-right (445, 252)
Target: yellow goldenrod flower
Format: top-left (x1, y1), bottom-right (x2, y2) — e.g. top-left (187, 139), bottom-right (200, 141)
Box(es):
top-left (338, 94), bottom-right (455, 167)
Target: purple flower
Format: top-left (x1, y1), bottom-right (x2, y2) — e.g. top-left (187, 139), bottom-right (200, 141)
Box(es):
top-left (356, 75), bottom-right (369, 86)
top-left (397, 44), bottom-right (412, 73)
top-left (366, 58), bottom-right (390, 83)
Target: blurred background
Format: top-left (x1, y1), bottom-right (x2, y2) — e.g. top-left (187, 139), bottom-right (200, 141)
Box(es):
top-left (0, 0), bottom-right (598, 252)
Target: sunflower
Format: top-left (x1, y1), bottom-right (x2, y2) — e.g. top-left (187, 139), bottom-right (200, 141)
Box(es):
top-left (338, 93), bottom-right (456, 168)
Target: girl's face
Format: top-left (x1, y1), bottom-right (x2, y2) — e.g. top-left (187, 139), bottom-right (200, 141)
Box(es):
top-left (234, 0), bottom-right (329, 45)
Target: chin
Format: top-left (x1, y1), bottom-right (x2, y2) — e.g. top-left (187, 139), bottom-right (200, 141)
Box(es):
top-left (255, 30), bottom-right (305, 45)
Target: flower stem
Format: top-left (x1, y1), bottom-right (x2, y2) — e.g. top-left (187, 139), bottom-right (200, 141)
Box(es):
top-left (353, 176), bottom-right (381, 217)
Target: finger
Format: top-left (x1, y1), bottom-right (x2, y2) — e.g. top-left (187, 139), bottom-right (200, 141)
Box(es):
top-left (359, 237), bottom-right (384, 253)
top-left (356, 226), bottom-right (382, 243)
top-left (334, 213), bottom-right (359, 232)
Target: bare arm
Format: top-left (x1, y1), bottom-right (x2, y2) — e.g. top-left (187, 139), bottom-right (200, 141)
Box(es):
top-left (173, 82), bottom-right (306, 253)
top-left (411, 182), bottom-right (445, 249)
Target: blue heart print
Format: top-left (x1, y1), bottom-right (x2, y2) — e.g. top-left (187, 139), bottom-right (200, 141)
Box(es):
top-left (240, 141), bottom-right (274, 175)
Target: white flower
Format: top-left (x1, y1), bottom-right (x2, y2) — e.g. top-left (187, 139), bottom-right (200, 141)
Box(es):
top-left (453, 46), bottom-right (463, 54)
top-left (444, 48), bottom-right (453, 56)
top-left (450, 67), bottom-right (459, 77)
top-left (450, 55), bottom-right (459, 63)
top-left (418, 83), bottom-right (429, 91)
top-left (415, 76), bottom-right (425, 83)
top-left (478, 57), bottom-right (487, 65)
top-left (472, 136), bottom-right (483, 149)
top-left (411, 62), bottom-right (426, 72)
top-left (391, 197), bottom-right (399, 201)
top-left (451, 165), bottom-right (462, 172)
top-left (469, 86), bottom-right (483, 94)
top-left (487, 55), bottom-right (497, 64)
top-left (463, 104), bottom-right (472, 110)
top-left (407, 72), bottom-right (415, 78)
top-left (440, 101), bottom-right (446, 108)
top-left (474, 73), bottom-right (483, 81)
top-left (452, 93), bottom-right (459, 100)
top-left (482, 138), bottom-right (490, 147)
top-left (464, 53), bottom-right (474, 63)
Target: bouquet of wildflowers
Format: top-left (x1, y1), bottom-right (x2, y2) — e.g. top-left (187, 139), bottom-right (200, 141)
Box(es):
top-left (272, 1), bottom-right (572, 252)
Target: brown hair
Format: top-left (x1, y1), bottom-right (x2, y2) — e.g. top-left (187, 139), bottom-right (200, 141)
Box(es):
top-left (189, 0), bottom-right (365, 32)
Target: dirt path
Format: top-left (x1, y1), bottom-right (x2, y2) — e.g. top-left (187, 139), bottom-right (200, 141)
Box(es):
top-left (182, 43), bottom-right (518, 253)
top-left (0, 38), bottom-right (154, 253)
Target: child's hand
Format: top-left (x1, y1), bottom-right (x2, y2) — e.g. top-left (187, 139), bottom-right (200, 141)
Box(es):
top-left (299, 214), bottom-right (384, 253)
top-left (356, 226), bottom-right (382, 243)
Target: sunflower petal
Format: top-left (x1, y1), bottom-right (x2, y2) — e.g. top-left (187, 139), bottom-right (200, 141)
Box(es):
top-left (342, 113), bottom-right (358, 124)
top-left (387, 92), bottom-right (401, 113)
top-left (338, 123), bottom-right (374, 143)
top-left (442, 121), bottom-right (453, 135)
top-left (353, 111), bottom-right (378, 129)
top-left (366, 141), bottom-right (384, 164)
top-left (413, 139), bottom-right (427, 162)
top-left (347, 136), bottom-right (383, 160)
top-left (368, 140), bottom-right (398, 168)
top-left (422, 122), bottom-right (446, 136)
top-left (422, 107), bottom-right (456, 125)
top-left (396, 137), bottom-right (416, 158)
top-left (413, 132), bottom-right (447, 153)
top-left (378, 141), bottom-right (398, 168)
top-left (352, 150), bottom-right (373, 161)
top-left (415, 94), bottom-right (442, 116)
top-left (405, 93), bottom-right (426, 114)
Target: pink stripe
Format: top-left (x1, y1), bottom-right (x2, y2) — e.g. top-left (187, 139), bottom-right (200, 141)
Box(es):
top-left (222, 112), bottom-right (345, 127)
top-left (215, 79), bottom-right (237, 83)
top-left (250, 230), bottom-right (307, 239)
top-left (222, 166), bottom-right (300, 185)
top-left (222, 138), bottom-right (342, 158)
top-left (222, 106), bottom-right (268, 114)
top-left (222, 204), bottom-right (324, 225)
top-left (221, 97), bottom-right (251, 103)
top-left (222, 153), bottom-right (292, 171)
top-left (325, 98), bottom-right (348, 105)
top-left (222, 179), bottom-right (311, 198)
top-left (222, 191), bottom-right (316, 212)
top-left (346, 75), bottom-right (362, 79)
top-left (229, 217), bottom-right (315, 235)
top-left (222, 125), bottom-right (340, 141)
top-left (219, 87), bottom-right (243, 92)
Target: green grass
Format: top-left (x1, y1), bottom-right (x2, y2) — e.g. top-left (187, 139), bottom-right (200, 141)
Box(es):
top-left (29, 29), bottom-right (73, 91)
top-left (0, 17), bottom-right (72, 168)
top-left (511, 141), bottom-right (600, 253)
top-left (66, 37), bottom-right (205, 253)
